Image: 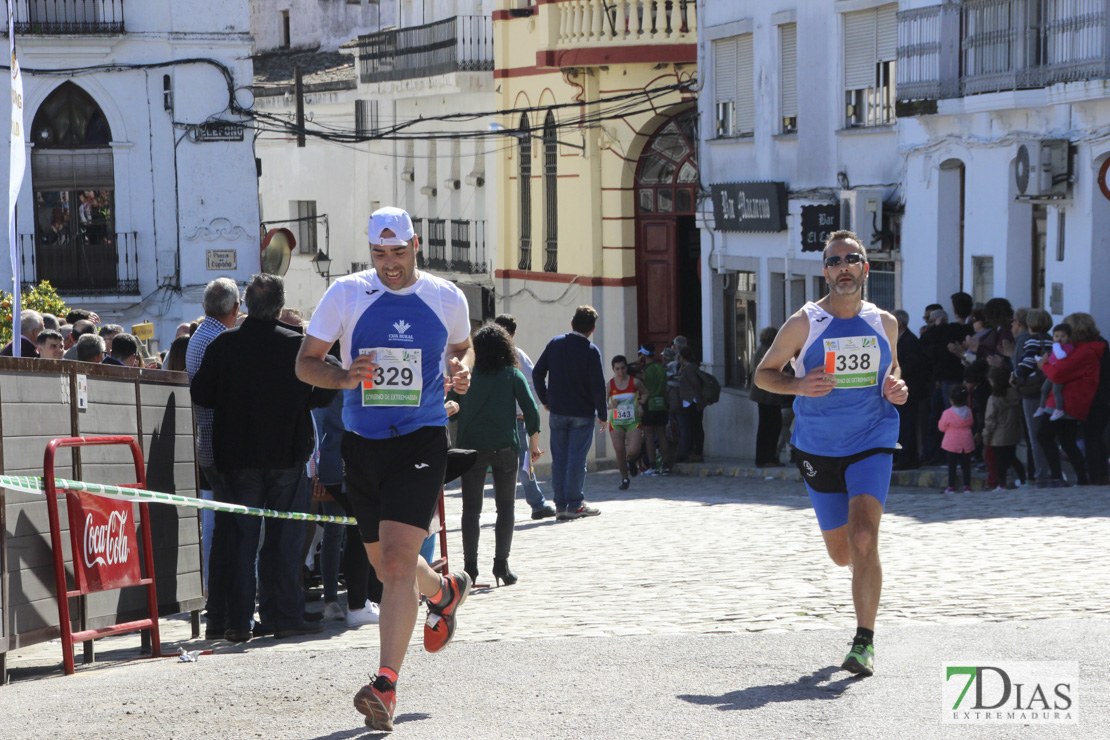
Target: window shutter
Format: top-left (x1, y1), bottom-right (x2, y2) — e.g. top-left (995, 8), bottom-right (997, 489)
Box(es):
top-left (31, 149), bottom-right (114, 189)
top-left (844, 10), bottom-right (877, 90)
top-left (781, 23), bottom-right (797, 120)
top-left (713, 37), bottom-right (738, 107)
top-left (876, 4), bottom-right (897, 62)
top-left (736, 34), bottom-right (755, 134)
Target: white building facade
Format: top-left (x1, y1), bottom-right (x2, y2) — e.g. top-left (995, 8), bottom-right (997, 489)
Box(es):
top-left (2, 0), bottom-right (259, 347)
top-left (896, 0), bottom-right (1110, 324)
top-left (697, 0), bottom-right (903, 459)
top-left (253, 0), bottom-right (498, 324)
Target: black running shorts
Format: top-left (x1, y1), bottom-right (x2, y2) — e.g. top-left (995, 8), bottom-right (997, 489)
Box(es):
top-left (341, 426), bottom-right (449, 544)
top-left (641, 410), bottom-right (668, 428)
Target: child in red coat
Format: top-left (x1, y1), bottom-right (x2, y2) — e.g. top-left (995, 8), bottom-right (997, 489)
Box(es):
top-left (939, 385), bottom-right (975, 493)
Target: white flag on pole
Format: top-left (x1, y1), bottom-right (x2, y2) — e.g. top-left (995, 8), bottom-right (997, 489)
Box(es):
top-left (8, 0), bottom-right (26, 357)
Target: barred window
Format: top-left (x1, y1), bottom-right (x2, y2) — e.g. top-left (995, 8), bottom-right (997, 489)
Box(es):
top-left (543, 111), bottom-right (558, 273)
top-left (355, 99), bottom-right (378, 136)
top-left (518, 112), bottom-right (532, 270)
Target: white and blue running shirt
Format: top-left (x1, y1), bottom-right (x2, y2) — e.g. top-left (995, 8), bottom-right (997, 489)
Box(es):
top-left (790, 301), bottom-right (900, 457)
top-left (307, 269), bottom-right (470, 440)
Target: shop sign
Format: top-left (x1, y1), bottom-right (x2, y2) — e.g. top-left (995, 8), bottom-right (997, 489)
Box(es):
top-left (711, 182), bottom-right (787, 233)
top-left (800, 204), bottom-right (840, 252)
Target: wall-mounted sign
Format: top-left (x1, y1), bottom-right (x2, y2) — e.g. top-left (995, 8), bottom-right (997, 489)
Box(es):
top-left (69, 492), bottom-right (141, 592)
top-left (711, 182), bottom-right (788, 233)
top-left (194, 121), bottom-right (245, 142)
top-left (206, 249), bottom-right (238, 271)
top-left (800, 204), bottom-right (840, 252)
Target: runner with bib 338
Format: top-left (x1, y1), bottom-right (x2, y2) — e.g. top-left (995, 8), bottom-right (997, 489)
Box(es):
top-left (753, 229), bottom-right (908, 678)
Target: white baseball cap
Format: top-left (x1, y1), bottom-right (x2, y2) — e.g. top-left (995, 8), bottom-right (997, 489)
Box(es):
top-left (368, 207), bottom-right (415, 245)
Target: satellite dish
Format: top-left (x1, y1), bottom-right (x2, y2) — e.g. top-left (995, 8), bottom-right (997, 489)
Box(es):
top-left (1015, 144), bottom-right (1031, 195)
top-left (261, 228), bottom-right (295, 276)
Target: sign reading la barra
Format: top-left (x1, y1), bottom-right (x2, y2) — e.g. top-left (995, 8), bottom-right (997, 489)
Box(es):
top-left (800, 204), bottom-right (840, 252)
top-left (69, 492), bottom-right (141, 593)
top-left (711, 182), bottom-right (788, 233)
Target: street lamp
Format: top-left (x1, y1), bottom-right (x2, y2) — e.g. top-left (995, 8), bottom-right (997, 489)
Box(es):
top-left (311, 249), bottom-right (332, 284)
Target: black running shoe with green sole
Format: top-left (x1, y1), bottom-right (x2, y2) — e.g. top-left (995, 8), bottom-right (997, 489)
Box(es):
top-left (841, 640), bottom-right (875, 677)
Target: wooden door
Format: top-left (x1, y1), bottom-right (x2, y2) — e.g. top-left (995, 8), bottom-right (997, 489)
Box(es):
top-left (636, 218), bottom-right (678, 348)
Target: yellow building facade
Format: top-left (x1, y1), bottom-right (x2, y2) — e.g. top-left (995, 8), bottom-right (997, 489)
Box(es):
top-left (493, 0), bottom-right (699, 364)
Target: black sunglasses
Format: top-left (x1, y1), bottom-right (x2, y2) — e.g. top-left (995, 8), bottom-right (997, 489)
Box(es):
top-left (824, 253), bottom-right (866, 268)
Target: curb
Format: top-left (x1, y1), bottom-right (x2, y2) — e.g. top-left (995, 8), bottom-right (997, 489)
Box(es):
top-left (666, 460), bottom-right (1002, 491)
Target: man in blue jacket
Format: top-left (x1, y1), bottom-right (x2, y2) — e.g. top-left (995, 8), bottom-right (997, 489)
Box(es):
top-left (533, 305), bottom-right (607, 520)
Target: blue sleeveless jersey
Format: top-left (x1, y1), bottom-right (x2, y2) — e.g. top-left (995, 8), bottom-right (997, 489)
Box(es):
top-left (790, 301), bottom-right (900, 457)
top-left (305, 270), bottom-right (471, 440)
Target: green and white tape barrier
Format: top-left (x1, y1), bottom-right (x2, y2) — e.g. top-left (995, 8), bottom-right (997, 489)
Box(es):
top-left (0, 475), bottom-right (357, 525)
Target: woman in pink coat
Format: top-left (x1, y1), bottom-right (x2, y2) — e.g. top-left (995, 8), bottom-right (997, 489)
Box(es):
top-left (938, 385), bottom-right (975, 493)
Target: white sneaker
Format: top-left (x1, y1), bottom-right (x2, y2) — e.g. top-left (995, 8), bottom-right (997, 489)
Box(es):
top-left (323, 602), bottom-right (345, 621)
top-left (346, 599), bottom-right (381, 627)
top-left (1050, 409), bottom-right (1065, 421)
top-left (1033, 407), bottom-right (1049, 418)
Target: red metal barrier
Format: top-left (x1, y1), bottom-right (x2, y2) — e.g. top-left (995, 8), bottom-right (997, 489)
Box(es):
top-left (43, 436), bottom-right (162, 675)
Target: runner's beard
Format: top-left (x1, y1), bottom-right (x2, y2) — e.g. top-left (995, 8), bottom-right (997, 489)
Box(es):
top-left (831, 274), bottom-right (863, 296)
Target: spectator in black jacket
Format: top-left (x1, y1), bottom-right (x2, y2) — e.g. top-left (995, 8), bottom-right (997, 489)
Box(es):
top-left (191, 273), bottom-right (338, 642)
top-left (532, 305), bottom-right (607, 520)
top-left (893, 310), bottom-right (928, 469)
top-left (749, 327), bottom-right (790, 467)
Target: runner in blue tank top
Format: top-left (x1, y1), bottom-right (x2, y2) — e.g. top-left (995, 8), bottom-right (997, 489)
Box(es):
top-left (754, 230), bottom-right (908, 679)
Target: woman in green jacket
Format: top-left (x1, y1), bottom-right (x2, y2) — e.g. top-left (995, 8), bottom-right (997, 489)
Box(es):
top-left (450, 323), bottom-right (543, 586)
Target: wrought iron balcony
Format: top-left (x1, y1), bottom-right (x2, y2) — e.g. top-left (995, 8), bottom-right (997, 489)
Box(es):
top-left (897, 0), bottom-right (1110, 106)
top-left (8, 0), bottom-right (125, 35)
top-left (20, 232), bottom-right (139, 296)
top-left (552, 0), bottom-right (696, 49)
top-left (356, 16), bottom-right (493, 84)
top-left (415, 218), bottom-right (487, 275)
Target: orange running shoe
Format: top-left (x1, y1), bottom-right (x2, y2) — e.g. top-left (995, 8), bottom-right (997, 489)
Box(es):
top-left (354, 675), bottom-right (396, 731)
top-left (423, 571), bottom-right (472, 653)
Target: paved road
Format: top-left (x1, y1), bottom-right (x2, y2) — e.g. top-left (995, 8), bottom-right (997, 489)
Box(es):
top-left (5, 469), bottom-right (1109, 737)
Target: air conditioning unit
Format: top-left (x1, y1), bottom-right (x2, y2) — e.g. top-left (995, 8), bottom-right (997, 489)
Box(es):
top-left (839, 189), bottom-right (884, 252)
top-left (1014, 140), bottom-right (1070, 201)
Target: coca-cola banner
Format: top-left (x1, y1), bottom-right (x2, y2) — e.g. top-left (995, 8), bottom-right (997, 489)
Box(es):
top-left (67, 492), bottom-right (141, 593)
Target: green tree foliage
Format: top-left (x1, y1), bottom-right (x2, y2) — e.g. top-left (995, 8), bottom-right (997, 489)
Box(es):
top-left (1, 281), bottom-right (70, 345)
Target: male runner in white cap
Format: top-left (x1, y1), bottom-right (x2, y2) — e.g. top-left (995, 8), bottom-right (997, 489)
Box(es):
top-left (296, 207), bottom-right (474, 730)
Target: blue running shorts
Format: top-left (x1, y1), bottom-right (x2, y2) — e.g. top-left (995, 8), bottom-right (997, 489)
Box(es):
top-left (803, 451), bottom-right (892, 531)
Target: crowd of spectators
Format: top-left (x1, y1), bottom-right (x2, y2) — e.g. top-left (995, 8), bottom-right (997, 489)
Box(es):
top-left (893, 292), bottom-right (1110, 489)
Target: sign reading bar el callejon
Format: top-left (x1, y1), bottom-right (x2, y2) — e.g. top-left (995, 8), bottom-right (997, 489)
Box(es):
top-left (711, 182), bottom-right (788, 233)
top-left (800, 204), bottom-right (840, 252)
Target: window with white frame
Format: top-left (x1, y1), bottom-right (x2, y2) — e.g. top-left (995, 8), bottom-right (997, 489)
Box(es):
top-left (713, 34), bottom-right (754, 138)
top-left (780, 23), bottom-right (797, 133)
top-left (293, 200), bottom-right (317, 255)
top-left (355, 99), bottom-right (378, 136)
top-left (844, 5), bottom-right (897, 128)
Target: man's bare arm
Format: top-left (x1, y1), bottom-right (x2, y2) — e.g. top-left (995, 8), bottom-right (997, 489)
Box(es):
top-left (880, 312), bottom-right (909, 405)
top-left (296, 335), bottom-right (368, 389)
top-left (753, 313), bottom-right (832, 398)
top-left (445, 337), bottom-right (474, 394)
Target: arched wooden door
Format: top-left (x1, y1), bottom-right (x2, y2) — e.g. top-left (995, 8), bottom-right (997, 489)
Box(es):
top-left (635, 109), bottom-right (699, 349)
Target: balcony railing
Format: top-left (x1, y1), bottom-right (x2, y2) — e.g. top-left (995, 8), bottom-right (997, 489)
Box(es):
top-left (416, 218), bottom-right (487, 275)
top-left (897, 0), bottom-right (1110, 103)
top-left (553, 0), bottom-right (696, 48)
top-left (8, 0), bottom-right (125, 35)
top-left (20, 232), bottom-right (139, 296)
top-left (356, 15), bottom-right (493, 84)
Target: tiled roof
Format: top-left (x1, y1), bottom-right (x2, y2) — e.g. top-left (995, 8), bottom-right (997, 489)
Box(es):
top-left (251, 47), bottom-right (356, 96)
